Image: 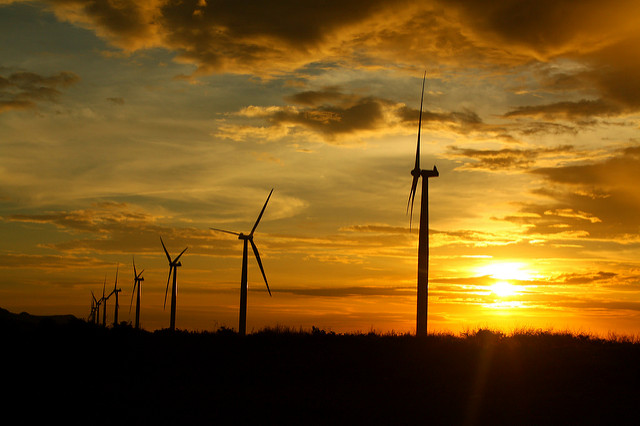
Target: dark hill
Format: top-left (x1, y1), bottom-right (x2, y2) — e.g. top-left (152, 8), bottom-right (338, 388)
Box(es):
top-left (2, 310), bottom-right (639, 425)
top-left (0, 306), bottom-right (79, 328)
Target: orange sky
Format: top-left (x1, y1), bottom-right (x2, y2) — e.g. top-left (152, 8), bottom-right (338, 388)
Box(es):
top-left (1, 0), bottom-right (640, 336)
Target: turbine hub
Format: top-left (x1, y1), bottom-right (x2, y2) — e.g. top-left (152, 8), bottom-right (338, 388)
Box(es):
top-left (411, 168), bottom-right (421, 177)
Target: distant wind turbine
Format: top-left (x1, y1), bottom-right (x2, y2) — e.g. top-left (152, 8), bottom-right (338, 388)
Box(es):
top-left (89, 291), bottom-right (99, 324)
top-left (407, 71), bottom-right (439, 336)
top-left (160, 236), bottom-right (188, 331)
top-left (91, 290), bottom-right (102, 325)
top-left (101, 277), bottom-right (108, 326)
top-left (210, 189), bottom-right (274, 336)
top-left (107, 264), bottom-right (122, 327)
top-left (129, 256), bottom-right (145, 330)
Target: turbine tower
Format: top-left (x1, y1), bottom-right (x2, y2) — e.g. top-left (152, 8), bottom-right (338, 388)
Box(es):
top-left (160, 236), bottom-right (188, 331)
top-left (407, 71), bottom-right (439, 336)
top-left (211, 189), bottom-right (274, 336)
top-left (107, 264), bottom-right (122, 326)
top-left (129, 256), bottom-right (145, 330)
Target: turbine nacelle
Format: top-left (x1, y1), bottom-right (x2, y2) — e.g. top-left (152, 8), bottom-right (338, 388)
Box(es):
top-left (422, 165), bottom-right (439, 178)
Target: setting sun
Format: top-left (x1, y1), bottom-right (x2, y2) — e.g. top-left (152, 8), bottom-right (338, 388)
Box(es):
top-left (476, 262), bottom-right (534, 282)
top-left (490, 281), bottom-right (519, 297)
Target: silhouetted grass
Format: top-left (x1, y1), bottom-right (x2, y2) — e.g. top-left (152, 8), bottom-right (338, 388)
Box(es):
top-left (2, 309), bottom-right (639, 425)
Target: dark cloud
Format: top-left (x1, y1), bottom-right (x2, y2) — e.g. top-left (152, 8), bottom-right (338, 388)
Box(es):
top-left (0, 70), bottom-right (80, 114)
top-left (107, 97), bottom-right (125, 105)
top-left (284, 87), bottom-right (355, 106)
top-left (24, 0), bottom-right (640, 121)
top-left (449, 145), bottom-right (574, 171)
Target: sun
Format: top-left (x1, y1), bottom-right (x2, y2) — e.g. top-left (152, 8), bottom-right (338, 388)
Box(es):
top-left (490, 281), bottom-right (518, 297)
top-left (476, 262), bottom-right (533, 281)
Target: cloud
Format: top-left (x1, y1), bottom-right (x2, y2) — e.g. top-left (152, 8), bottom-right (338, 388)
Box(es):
top-left (217, 87), bottom-right (506, 143)
top-left (106, 97), bottom-right (125, 105)
top-left (448, 145), bottom-right (574, 171)
top-left (0, 70), bottom-right (80, 114)
top-left (12, 0), bottom-right (638, 124)
top-left (495, 146), bottom-right (640, 238)
top-left (4, 202), bottom-right (229, 255)
top-left (556, 271), bottom-right (617, 285)
top-left (0, 253), bottom-right (108, 270)
top-left (274, 285), bottom-right (414, 298)
top-left (503, 99), bottom-right (622, 121)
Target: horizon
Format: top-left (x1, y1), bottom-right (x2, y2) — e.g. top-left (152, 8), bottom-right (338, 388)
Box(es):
top-left (2, 1), bottom-right (640, 337)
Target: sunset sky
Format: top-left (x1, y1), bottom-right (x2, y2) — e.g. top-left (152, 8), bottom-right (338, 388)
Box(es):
top-left (2, 0), bottom-right (640, 335)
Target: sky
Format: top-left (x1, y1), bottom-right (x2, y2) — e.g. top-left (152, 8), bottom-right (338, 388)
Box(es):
top-left (2, 0), bottom-right (640, 335)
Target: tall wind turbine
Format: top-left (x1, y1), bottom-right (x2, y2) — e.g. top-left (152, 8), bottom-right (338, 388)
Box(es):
top-left (129, 256), bottom-right (145, 330)
top-left (107, 265), bottom-right (122, 326)
top-left (407, 71), bottom-right (439, 336)
top-left (160, 236), bottom-right (188, 331)
top-left (210, 189), bottom-right (274, 336)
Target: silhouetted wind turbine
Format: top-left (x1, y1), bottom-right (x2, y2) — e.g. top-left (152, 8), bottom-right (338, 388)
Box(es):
top-left (89, 291), bottom-right (98, 324)
top-left (129, 256), bottom-right (145, 330)
top-left (407, 71), bottom-right (439, 336)
top-left (210, 189), bottom-right (274, 336)
top-left (91, 290), bottom-right (101, 325)
top-left (107, 264), bottom-right (122, 326)
top-left (101, 277), bottom-right (108, 326)
top-left (160, 236), bottom-right (188, 331)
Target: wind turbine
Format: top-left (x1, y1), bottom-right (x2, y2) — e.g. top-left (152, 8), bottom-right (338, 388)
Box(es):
top-left (407, 71), bottom-right (439, 336)
top-left (101, 277), bottom-right (108, 326)
top-left (129, 256), bottom-right (144, 330)
top-left (89, 292), bottom-right (98, 324)
top-left (107, 264), bottom-right (122, 326)
top-left (91, 291), bottom-right (101, 325)
top-left (160, 236), bottom-right (188, 331)
top-left (210, 189), bottom-right (274, 336)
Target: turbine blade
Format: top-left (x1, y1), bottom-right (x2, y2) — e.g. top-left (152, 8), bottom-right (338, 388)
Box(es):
top-left (133, 255), bottom-right (137, 279)
top-left (164, 266), bottom-right (172, 309)
top-left (114, 264), bottom-right (119, 290)
top-left (250, 188), bottom-right (273, 235)
top-left (415, 71), bottom-right (426, 172)
top-left (160, 236), bottom-right (172, 263)
top-left (174, 246), bottom-right (188, 263)
top-left (129, 282), bottom-right (136, 314)
top-left (210, 227), bottom-right (241, 236)
top-left (91, 291), bottom-right (97, 303)
top-left (250, 240), bottom-right (271, 296)
top-left (407, 175), bottom-right (419, 229)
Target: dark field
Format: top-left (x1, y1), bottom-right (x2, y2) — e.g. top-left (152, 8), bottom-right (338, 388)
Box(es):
top-left (3, 309), bottom-right (639, 425)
